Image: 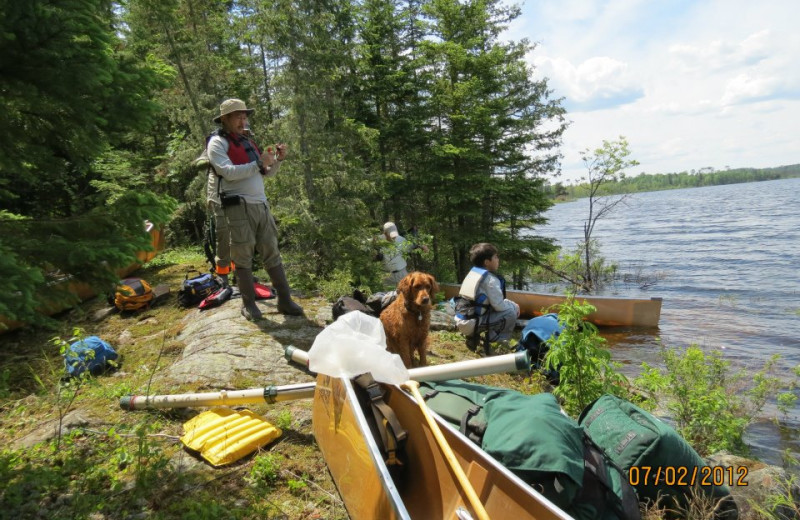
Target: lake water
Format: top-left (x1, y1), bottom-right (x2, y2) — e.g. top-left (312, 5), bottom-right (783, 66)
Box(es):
top-left (530, 177), bottom-right (800, 464)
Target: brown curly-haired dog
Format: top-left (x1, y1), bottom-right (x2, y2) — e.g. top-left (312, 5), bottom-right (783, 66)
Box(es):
top-left (380, 272), bottom-right (438, 368)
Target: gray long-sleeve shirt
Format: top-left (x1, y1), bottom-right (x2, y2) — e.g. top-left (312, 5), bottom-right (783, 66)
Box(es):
top-left (206, 134), bottom-right (281, 205)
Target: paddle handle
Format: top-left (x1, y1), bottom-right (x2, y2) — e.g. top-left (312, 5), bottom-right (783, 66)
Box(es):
top-left (403, 380), bottom-right (490, 520)
top-left (121, 349), bottom-right (531, 411)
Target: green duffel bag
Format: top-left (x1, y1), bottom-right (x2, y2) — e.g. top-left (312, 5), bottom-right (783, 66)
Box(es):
top-left (483, 391), bottom-right (639, 519)
top-left (580, 394), bottom-right (738, 519)
top-left (420, 381), bottom-right (640, 519)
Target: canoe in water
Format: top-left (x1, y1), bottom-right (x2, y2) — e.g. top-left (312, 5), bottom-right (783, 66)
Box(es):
top-left (441, 283), bottom-right (662, 328)
top-left (312, 374), bottom-right (572, 520)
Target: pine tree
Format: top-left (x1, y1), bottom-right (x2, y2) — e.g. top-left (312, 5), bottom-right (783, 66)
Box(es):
top-left (412, 0), bottom-right (566, 283)
top-left (246, 0), bottom-right (389, 286)
top-left (0, 0), bottom-right (174, 328)
top-left (122, 0), bottom-right (253, 244)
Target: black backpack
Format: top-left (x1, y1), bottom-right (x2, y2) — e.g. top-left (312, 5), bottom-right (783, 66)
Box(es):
top-left (332, 296), bottom-right (372, 321)
top-left (331, 290), bottom-right (397, 321)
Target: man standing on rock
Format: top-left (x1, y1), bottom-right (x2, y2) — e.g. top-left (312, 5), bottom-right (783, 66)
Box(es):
top-left (207, 98), bottom-right (304, 320)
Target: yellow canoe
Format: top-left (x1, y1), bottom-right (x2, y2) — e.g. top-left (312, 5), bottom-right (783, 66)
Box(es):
top-left (0, 222), bottom-right (165, 334)
top-left (312, 374), bottom-right (572, 520)
top-left (441, 283), bottom-right (662, 328)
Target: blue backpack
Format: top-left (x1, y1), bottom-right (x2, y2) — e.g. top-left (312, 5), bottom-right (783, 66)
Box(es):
top-left (177, 271), bottom-right (221, 307)
top-left (517, 313), bottom-right (564, 383)
top-left (64, 336), bottom-right (118, 378)
top-left (518, 313), bottom-right (563, 360)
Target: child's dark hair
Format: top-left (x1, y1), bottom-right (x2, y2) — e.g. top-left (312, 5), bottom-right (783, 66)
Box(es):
top-left (469, 243), bottom-right (497, 267)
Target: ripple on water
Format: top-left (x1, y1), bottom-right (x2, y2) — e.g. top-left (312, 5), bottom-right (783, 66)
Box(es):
top-left (534, 178), bottom-right (800, 465)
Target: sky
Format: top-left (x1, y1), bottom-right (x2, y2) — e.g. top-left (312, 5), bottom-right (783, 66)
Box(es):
top-left (505, 0), bottom-right (800, 184)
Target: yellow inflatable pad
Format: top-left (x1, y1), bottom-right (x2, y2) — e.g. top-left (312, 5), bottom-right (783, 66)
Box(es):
top-left (181, 407), bottom-right (282, 466)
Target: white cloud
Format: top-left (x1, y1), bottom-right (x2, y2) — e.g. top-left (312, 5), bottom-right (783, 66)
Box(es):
top-left (534, 55), bottom-right (644, 112)
top-left (721, 73), bottom-right (789, 105)
top-left (530, 0), bottom-right (603, 26)
top-left (511, 0), bottom-right (800, 182)
top-left (646, 100), bottom-right (717, 116)
top-left (661, 30), bottom-right (800, 109)
top-left (669, 30), bottom-right (772, 72)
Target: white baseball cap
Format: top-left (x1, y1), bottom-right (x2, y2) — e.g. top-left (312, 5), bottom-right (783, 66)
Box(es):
top-left (383, 222), bottom-right (399, 238)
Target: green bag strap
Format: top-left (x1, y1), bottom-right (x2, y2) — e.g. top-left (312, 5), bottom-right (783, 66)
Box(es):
top-left (460, 404), bottom-right (483, 438)
top-left (421, 387), bottom-right (487, 443)
top-left (354, 374), bottom-right (407, 467)
top-left (579, 435), bottom-right (641, 520)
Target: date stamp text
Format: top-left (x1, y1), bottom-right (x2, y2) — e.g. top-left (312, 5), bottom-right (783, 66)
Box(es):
top-left (627, 466), bottom-right (748, 487)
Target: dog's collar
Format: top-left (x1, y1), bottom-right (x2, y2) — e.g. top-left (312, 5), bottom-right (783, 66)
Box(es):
top-left (404, 300), bottom-right (423, 321)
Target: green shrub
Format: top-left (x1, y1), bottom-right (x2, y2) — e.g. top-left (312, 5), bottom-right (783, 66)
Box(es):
top-left (287, 476), bottom-right (308, 494)
top-left (635, 346), bottom-right (799, 456)
top-left (49, 327), bottom-right (96, 451)
top-left (518, 371), bottom-right (550, 396)
top-left (544, 296), bottom-right (630, 416)
top-left (316, 269), bottom-right (364, 302)
top-left (247, 453), bottom-right (281, 490)
top-left (144, 246), bottom-right (207, 268)
top-left (748, 451), bottom-right (800, 520)
top-left (174, 500), bottom-right (239, 520)
top-left (275, 410), bottom-right (293, 431)
top-left (529, 240), bottom-right (618, 292)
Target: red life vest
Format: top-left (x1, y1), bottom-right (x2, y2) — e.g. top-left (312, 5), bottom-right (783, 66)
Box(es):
top-left (223, 132), bottom-right (261, 165)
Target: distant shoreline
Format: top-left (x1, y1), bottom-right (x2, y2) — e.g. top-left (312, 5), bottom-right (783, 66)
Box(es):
top-left (550, 164), bottom-right (800, 201)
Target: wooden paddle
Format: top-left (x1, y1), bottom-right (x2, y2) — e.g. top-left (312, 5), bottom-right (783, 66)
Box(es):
top-left (402, 380), bottom-right (489, 520)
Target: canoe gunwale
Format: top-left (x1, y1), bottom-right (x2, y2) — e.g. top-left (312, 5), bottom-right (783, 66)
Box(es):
top-left (340, 377), bottom-right (411, 520)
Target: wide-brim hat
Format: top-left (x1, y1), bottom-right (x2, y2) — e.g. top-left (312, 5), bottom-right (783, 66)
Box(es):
top-left (383, 222), bottom-right (399, 239)
top-left (213, 98), bottom-right (254, 123)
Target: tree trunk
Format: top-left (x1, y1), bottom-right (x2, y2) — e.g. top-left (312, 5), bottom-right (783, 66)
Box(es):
top-left (161, 20), bottom-right (207, 138)
top-left (259, 37), bottom-right (273, 124)
top-left (583, 220), bottom-right (593, 291)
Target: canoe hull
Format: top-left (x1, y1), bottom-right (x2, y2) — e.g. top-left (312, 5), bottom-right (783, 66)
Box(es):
top-left (0, 223), bottom-right (164, 334)
top-left (441, 283), bottom-right (662, 328)
top-left (312, 374), bottom-right (572, 520)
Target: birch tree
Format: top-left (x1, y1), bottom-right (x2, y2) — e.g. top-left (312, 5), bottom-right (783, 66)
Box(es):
top-left (579, 137), bottom-right (639, 291)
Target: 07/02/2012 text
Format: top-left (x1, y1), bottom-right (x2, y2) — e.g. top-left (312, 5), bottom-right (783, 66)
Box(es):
top-left (627, 466), bottom-right (748, 487)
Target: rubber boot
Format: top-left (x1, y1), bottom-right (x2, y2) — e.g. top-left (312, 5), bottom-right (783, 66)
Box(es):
top-left (218, 273), bottom-right (229, 288)
top-left (267, 264), bottom-right (304, 316)
top-left (236, 268), bottom-right (262, 321)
